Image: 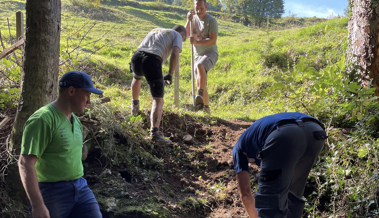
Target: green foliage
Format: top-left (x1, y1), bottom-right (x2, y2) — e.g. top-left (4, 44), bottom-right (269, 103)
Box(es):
top-left (372, 0), bottom-right (379, 8)
top-left (223, 0), bottom-right (284, 26)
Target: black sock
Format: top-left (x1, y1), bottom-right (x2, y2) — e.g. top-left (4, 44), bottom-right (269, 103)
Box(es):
top-left (132, 100), bottom-right (139, 105)
top-left (204, 105), bottom-right (209, 109)
top-left (151, 127), bottom-right (159, 132)
top-left (197, 89), bottom-right (204, 97)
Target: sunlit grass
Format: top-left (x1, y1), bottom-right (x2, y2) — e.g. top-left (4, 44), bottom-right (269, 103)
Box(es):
top-left (0, 0), bottom-right (348, 121)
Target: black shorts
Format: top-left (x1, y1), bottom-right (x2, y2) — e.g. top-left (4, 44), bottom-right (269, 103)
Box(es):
top-left (129, 51), bottom-right (164, 98)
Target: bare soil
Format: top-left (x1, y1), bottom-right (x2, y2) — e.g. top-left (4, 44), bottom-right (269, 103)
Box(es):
top-left (0, 110), bottom-right (259, 218)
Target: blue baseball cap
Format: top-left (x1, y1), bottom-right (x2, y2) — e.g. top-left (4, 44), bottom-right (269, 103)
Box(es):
top-left (59, 71), bottom-right (103, 94)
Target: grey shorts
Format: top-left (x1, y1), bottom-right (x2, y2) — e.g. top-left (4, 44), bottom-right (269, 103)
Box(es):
top-left (194, 51), bottom-right (218, 76)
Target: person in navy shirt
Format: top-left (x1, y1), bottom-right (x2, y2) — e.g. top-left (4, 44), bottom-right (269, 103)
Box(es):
top-left (233, 112), bottom-right (327, 218)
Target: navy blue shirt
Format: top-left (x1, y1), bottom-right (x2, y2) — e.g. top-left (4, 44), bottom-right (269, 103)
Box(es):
top-left (232, 112), bottom-right (322, 174)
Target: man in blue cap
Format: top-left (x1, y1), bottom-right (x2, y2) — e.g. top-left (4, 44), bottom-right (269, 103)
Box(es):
top-left (18, 71), bottom-right (103, 218)
top-left (233, 112), bottom-right (327, 218)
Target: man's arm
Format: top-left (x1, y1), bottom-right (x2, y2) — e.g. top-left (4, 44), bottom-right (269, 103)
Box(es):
top-left (19, 154), bottom-right (50, 218)
top-left (236, 171), bottom-right (258, 218)
top-left (185, 11), bottom-right (194, 38)
top-left (168, 46), bottom-right (181, 75)
top-left (190, 32), bottom-right (218, 46)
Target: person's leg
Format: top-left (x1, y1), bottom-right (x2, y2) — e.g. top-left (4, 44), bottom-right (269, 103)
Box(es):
top-left (39, 181), bottom-right (75, 218)
top-left (130, 52), bottom-right (144, 116)
top-left (255, 124), bottom-right (307, 218)
top-left (194, 52), bottom-right (218, 112)
top-left (131, 78), bottom-right (142, 101)
top-left (151, 97), bottom-right (163, 129)
top-left (143, 54), bottom-right (171, 144)
top-left (196, 64), bottom-right (208, 105)
top-left (69, 177), bottom-right (102, 218)
top-left (287, 122), bottom-right (325, 217)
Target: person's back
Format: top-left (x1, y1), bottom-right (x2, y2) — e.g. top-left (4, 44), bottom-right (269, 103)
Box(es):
top-left (129, 25), bottom-right (186, 145)
top-left (233, 112), bottom-right (327, 218)
top-left (137, 28), bottom-right (183, 64)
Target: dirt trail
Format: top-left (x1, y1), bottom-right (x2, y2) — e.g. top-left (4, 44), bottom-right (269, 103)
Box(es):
top-left (83, 112), bottom-right (259, 217)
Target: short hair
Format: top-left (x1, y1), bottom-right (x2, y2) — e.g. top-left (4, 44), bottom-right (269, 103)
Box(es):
top-left (58, 86), bottom-right (69, 95)
top-left (172, 25), bottom-right (187, 41)
top-left (195, 0), bottom-right (207, 5)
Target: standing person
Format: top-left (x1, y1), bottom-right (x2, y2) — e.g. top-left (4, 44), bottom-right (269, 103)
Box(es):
top-left (186, 0), bottom-right (218, 113)
top-left (130, 25), bottom-right (187, 144)
top-left (18, 71), bottom-right (103, 218)
top-left (233, 112), bottom-right (327, 218)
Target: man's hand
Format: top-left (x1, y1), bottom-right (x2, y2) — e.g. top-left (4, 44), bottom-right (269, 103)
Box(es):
top-left (32, 204), bottom-right (50, 218)
top-left (164, 73), bottom-right (173, 85)
top-left (189, 36), bottom-right (196, 45)
top-left (187, 11), bottom-right (194, 21)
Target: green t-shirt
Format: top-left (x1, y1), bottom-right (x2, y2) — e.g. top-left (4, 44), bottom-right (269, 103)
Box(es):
top-left (20, 103), bottom-right (84, 182)
top-left (192, 14), bottom-right (218, 56)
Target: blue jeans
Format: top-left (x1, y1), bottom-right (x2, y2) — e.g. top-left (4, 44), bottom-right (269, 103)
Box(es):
top-left (255, 121), bottom-right (325, 218)
top-left (37, 177), bottom-right (102, 218)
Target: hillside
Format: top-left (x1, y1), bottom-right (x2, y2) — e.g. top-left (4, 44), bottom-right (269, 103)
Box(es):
top-left (2, 0), bottom-right (379, 217)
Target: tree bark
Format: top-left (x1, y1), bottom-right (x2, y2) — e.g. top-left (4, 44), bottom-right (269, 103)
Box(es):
top-left (346, 0), bottom-right (379, 95)
top-left (7, 0), bottom-right (61, 205)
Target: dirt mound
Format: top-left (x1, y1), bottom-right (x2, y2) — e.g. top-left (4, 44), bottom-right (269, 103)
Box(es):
top-left (83, 112), bottom-right (257, 217)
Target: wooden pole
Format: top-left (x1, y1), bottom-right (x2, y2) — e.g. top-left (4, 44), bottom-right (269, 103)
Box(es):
top-left (174, 56), bottom-right (179, 107)
top-left (16, 11), bottom-right (24, 40)
top-left (190, 21), bottom-right (196, 109)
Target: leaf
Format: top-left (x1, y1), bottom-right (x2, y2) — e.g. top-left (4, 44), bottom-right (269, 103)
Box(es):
top-left (357, 112), bottom-right (362, 121)
top-left (362, 99), bottom-right (371, 106)
top-left (358, 147), bottom-right (368, 158)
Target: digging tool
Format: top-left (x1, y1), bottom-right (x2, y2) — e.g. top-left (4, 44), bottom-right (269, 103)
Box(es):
top-left (190, 20), bottom-right (196, 110)
top-left (174, 57), bottom-right (179, 107)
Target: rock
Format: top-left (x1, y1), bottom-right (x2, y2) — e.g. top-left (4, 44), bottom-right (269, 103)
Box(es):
top-left (105, 197), bottom-right (119, 212)
top-left (227, 161), bottom-right (234, 169)
top-left (183, 134), bottom-right (193, 144)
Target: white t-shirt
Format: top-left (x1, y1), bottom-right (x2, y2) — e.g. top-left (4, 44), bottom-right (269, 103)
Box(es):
top-left (137, 28), bottom-right (183, 64)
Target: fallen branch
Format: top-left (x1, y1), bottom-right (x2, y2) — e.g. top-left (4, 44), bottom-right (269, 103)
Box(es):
top-left (78, 117), bottom-right (99, 125)
top-left (0, 38), bottom-right (25, 61)
top-left (93, 97), bottom-right (111, 104)
top-left (0, 116), bottom-right (12, 130)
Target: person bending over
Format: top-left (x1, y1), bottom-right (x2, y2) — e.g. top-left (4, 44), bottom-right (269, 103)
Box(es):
top-left (233, 112), bottom-right (327, 218)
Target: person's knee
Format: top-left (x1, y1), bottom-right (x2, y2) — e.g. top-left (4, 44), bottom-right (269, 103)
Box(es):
top-left (197, 64), bottom-right (206, 75)
top-left (152, 97), bottom-right (164, 108)
top-left (148, 79), bottom-right (164, 98)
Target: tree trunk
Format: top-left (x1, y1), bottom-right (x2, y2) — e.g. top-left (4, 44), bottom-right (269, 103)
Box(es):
top-left (346, 0), bottom-right (379, 95)
top-left (7, 0), bottom-right (61, 205)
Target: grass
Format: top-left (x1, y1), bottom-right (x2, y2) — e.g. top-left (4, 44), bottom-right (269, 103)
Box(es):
top-left (0, 0), bottom-right (346, 122)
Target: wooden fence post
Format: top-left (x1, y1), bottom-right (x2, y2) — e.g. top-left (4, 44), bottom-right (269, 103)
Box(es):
top-left (16, 11), bottom-right (24, 40)
top-left (174, 56), bottom-right (179, 107)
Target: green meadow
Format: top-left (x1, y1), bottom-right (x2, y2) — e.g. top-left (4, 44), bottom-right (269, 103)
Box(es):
top-left (0, 0), bottom-right (347, 121)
